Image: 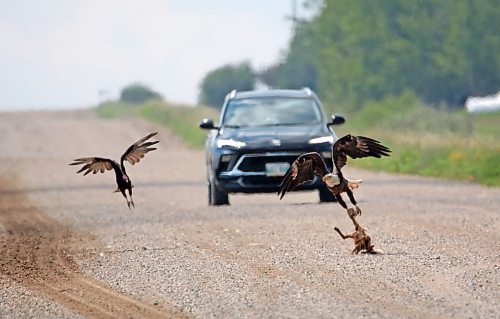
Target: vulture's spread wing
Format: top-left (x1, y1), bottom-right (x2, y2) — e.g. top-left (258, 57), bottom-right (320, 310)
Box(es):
top-left (70, 157), bottom-right (117, 176)
top-left (332, 134), bottom-right (391, 173)
top-left (278, 152), bottom-right (329, 199)
top-left (121, 132), bottom-right (159, 166)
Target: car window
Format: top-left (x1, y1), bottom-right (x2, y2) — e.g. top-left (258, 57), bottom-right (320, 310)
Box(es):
top-left (222, 97), bottom-right (322, 127)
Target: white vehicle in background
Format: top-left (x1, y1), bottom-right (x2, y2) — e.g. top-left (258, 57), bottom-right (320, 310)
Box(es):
top-left (465, 91), bottom-right (500, 113)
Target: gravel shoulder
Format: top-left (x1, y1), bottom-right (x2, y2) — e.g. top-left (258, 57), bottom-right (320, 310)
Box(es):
top-left (0, 110), bottom-right (499, 318)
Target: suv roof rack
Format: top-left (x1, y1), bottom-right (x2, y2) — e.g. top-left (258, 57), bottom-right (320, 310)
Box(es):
top-left (229, 89), bottom-right (237, 99)
top-left (302, 87), bottom-right (312, 96)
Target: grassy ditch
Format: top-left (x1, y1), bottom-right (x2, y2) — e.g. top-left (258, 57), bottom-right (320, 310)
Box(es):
top-left (342, 131), bottom-right (500, 186)
top-left (97, 100), bottom-right (218, 149)
top-left (331, 93), bottom-right (500, 186)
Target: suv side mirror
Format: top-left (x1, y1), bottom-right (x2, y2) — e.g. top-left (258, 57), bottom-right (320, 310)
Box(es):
top-left (199, 118), bottom-right (218, 130)
top-left (328, 114), bottom-right (345, 126)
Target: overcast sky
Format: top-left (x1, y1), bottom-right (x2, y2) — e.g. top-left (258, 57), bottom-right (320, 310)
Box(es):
top-left (1, 0), bottom-right (308, 110)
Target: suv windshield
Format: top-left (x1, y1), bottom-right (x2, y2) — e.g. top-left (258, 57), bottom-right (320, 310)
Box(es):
top-left (222, 97), bottom-right (322, 127)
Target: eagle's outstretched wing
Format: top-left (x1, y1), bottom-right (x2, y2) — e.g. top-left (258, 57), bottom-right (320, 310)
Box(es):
top-left (278, 152), bottom-right (329, 199)
top-left (332, 134), bottom-right (391, 174)
top-left (120, 132), bottom-right (159, 167)
top-left (69, 157), bottom-right (117, 176)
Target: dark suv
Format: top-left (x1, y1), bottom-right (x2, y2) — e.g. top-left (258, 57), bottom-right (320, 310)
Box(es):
top-left (199, 88), bottom-right (345, 205)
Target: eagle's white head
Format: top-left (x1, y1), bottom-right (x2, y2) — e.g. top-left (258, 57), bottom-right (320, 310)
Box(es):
top-left (323, 173), bottom-right (340, 187)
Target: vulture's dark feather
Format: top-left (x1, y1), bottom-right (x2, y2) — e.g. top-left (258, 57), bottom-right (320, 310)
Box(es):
top-left (121, 132), bottom-right (159, 167)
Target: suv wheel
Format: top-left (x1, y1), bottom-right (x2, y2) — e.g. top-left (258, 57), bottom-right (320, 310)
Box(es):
top-left (318, 186), bottom-right (336, 203)
top-left (208, 177), bottom-right (229, 206)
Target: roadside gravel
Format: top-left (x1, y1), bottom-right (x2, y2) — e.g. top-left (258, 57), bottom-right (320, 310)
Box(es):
top-left (0, 110), bottom-right (498, 318)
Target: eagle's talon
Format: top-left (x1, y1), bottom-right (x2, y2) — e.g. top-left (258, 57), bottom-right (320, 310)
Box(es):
top-left (355, 205), bottom-right (362, 216)
top-left (276, 135), bottom-right (390, 216)
top-left (347, 208), bottom-right (357, 218)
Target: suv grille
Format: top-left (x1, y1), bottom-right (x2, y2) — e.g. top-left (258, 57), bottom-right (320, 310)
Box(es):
top-left (218, 151), bottom-right (333, 189)
top-left (241, 176), bottom-right (284, 187)
top-left (238, 155), bottom-right (299, 172)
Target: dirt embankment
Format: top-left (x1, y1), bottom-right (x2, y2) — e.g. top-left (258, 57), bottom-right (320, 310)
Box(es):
top-left (0, 110), bottom-right (191, 318)
top-left (0, 175), bottom-right (187, 319)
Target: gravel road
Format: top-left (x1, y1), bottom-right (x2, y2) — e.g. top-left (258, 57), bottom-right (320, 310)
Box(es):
top-left (0, 110), bottom-right (498, 318)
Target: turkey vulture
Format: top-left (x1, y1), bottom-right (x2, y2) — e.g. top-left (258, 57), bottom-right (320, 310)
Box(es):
top-left (70, 132), bottom-right (159, 209)
top-left (278, 134), bottom-right (390, 215)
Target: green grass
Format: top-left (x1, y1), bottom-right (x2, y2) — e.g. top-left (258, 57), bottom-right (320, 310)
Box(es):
top-left (96, 98), bottom-right (500, 187)
top-left (96, 100), bottom-right (218, 149)
top-left (352, 136), bottom-right (500, 186)
top-left (139, 101), bottom-right (218, 149)
top-left (332, 93), bottom-right (500, 186)
top-left (96, 101), bottom-right (139, 118)
top-left (471, 110), bottom-right (500, 137)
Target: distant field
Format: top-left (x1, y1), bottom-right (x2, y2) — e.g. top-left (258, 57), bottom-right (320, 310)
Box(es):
top-left (97, 100), bottom-right (217, 149)
top-left (334, 107), bottom-right (500, 186)
top-left (341, 129), bottom-right (500, 186)
top-left (97, 101), bottom-right (500, 187)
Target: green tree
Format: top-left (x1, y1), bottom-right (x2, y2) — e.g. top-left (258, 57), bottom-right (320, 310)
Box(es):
top-left (260, 21), bottom-right (318, 91)
top-left (199, 62), bottom-right (255, 108)
top-left (120, 83), bottom-right (162, 104)
top-left (278, 0), bottom-right (500, 108)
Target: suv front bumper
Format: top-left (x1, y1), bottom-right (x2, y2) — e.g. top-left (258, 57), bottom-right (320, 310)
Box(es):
top-left (215, 151), bottom-right (331, 193)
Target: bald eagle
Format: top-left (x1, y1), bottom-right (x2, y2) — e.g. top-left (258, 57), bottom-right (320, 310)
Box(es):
top-left (70, 132), bottom-right (159, 209)
top-left (278, 134), bottom-right (390, 215)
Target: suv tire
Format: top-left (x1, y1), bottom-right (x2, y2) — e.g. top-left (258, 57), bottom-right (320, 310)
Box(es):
top-left (318, 186), bottom-right (336, 203)
top-left (208, 177), bottom-right (229, 206)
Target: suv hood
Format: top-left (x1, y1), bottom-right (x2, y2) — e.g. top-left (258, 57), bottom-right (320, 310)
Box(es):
top-left (219, 125), bottom-right (328, 149)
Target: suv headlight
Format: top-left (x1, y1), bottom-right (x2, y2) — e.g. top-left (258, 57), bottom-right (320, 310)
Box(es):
top-left (308, 136), bottom-right (334, 144)
top-left (217, 139), bottom-right (246, 149)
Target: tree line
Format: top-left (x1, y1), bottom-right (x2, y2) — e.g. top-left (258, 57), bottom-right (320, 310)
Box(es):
top-left (199, 0), bottom-right (500, 110)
